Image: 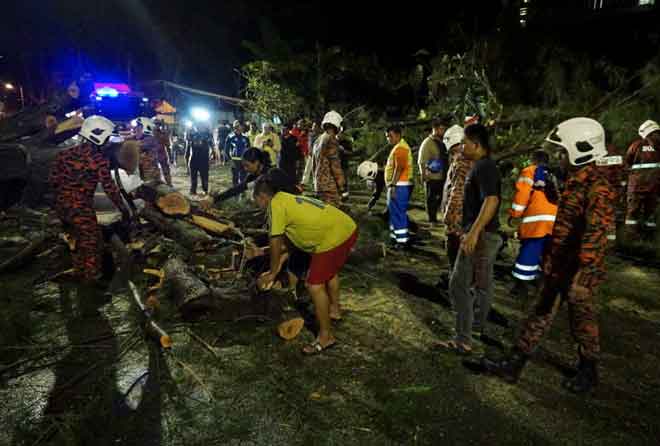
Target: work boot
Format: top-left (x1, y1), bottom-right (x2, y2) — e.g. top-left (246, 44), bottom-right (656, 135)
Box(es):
top-left (483, 348), bottom-right (529, 384)
top-left (562, 354), bottom-right (598, 394)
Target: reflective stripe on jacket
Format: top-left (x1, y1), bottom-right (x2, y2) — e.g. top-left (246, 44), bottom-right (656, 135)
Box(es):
top-left (510, 164), bottom-right (558, 239)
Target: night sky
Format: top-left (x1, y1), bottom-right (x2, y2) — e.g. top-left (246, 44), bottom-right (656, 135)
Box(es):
top-left (1, 1), bottom-right (506, 96)
top-left (1, 1), bottom-right (658, 99)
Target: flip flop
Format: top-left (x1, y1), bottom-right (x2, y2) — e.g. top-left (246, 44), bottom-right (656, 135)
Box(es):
top-left (302, 340), bottom-right (337, 355)
top-left (432, 340), bottom-right (473, 356)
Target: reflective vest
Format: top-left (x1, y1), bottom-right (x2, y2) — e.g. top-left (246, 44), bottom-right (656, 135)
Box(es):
top-left (509, 165), bottom-right (558, 239)
top-left (385, 139), bottom-right (413, 186)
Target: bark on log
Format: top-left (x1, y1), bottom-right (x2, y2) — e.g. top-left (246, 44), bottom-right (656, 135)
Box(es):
top-left (0, 233), bottom-right (48, 273)
top-left (163, 257), bottom-right (213, 312)
top-left (140, 207), bottom-right (213, 251)
top-left (190, 215), bottom-right (233, 236)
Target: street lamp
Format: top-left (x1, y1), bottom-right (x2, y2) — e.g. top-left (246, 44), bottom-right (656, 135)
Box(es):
top-left (4, 82), bottom-right (24, 109)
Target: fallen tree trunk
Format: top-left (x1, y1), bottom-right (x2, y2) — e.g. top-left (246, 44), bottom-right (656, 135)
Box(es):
top-left (163, 256), bottom-right (305, 338)
top-left (163, 257), bottom-right (213, 312)
top-left (140, 207), bottom-right (213, 251)
top-left (0, 233), bottom-right (48, 273)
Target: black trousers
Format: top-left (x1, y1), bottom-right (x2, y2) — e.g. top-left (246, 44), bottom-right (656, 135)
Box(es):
top-left (190, 159), bottom-right (209, 194)
top-left (425, 179), bottom-right (444, 222)
top-left (368, 171), bottom-right (386, 209)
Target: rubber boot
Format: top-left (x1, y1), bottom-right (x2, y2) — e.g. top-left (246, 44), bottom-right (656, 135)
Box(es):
top-left (562, 353), bottom-right (598, 394)
top-left (483, 348), bottom-right (529, 384)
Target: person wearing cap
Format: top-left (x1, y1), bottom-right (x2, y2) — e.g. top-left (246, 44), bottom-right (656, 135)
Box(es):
top-left (311, 111), bottom-right (347, 206)
top-left (49, 116), bottom-right (132, 284)
top-left (225, 121), bottom-right (250, 188)
top-left (418, 117), bottom-right (451, 223)
top-left (623, 120), bottom-right (660, 238)
top-left (480, 117), bottom-right (615, 395)
top-left (254, 122), bottom-right (282, 165)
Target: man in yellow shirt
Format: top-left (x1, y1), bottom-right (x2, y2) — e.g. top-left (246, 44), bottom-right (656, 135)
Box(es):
top-left (254, 177), bottom-right (358, 355)
top-left (385, 124), bottom-right (414, 249)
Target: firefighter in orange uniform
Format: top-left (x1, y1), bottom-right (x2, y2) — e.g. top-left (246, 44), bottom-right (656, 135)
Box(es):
top-left (508, 150), bottom-right (559, 298)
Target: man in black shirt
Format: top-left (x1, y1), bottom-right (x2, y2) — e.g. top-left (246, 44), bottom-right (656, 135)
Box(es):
top-left (188, 125), bottom-right (213, 195)
top-left (435, 123), bottom-right (503, 354)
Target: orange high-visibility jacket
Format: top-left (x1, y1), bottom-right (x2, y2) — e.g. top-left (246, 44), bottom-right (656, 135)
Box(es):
top-left (509, 165), bottom-right (558, 239)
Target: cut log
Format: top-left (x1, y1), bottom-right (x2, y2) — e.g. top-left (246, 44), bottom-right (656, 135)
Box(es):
top-left (140, 207), bottom-right (213, 251)
top-left (162, 257), bottom-right (214, 313)
top-left (0, 233), bottom-right (48, 273)
top-left (141, 183), bottom-right (190, 216)
top-left (190, 215), bottom-right (233, 236)
top-left (278, 317), bottom-right (305, 340)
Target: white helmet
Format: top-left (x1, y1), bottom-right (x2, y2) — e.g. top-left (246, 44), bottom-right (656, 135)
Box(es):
top-left (136, 116), bottom-right (154, 135)
top-left (443, 125), bottom-right (464, 149)
top-left (545, 117), bottom-right (607, 166)
top-left (357, 161), bottom-right (378, 180)
top-left (79, 115), bottom-right (115, 146)
top-left (638, 120), bottom-right (660, 139)
top-left (322, 110), bottom-right (342, 130)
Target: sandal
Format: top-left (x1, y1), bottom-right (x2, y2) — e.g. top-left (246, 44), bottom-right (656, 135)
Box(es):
top-left (302, 339), bottom-right (337, 355)
top-left (432, 340), bottom-right (473, 356)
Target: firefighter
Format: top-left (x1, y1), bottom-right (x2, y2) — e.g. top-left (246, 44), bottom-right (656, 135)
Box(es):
top-left (508, 150), bottom-right (559, 299)
top-left (438, 125), bottom-right (469, 283)
top-left (133, 116), bottom-right (172, 186)
top-left (623, 120), bottom-right (660, 239)
top-left (49, 115), bottom-right (132, 284)
top-left (480, 117), bottom-right (615, 394)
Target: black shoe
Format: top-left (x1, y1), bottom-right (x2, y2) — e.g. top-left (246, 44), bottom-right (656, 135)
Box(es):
top-left (483, 349), bottom-right (529, 384)
top-left (511, 280), bottom-right (529, 300)
top-left (562, 355), bottom-right (598, 394)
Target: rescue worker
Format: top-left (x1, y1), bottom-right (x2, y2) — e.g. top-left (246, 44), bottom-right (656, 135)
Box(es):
top-left (439, 125), bottom-right (470, 276)
top-left (418, 117), bottom-right (450, 223)
top-left (384, 124), bottom-right (413, 248)
top-left (481, 117), bottom-right (615, 394)
top-left (206, 148), bottom-right (298, 205)
top-left (188, 124), bottom-right (213, 196)
top-left (623, 120), bottom-right (660, 238)
top-left (508, 150), bottom-right (559, 299)
top-left (133, 116), bottom-right (172, 186)
top-left (254, 122), bottom-right (282, 165)
top-left (49, 115), bottom-right (132, 284)
top-left (225, 120), bottom-right (250, 188)
top-left (311, 111), bottom-right (347, 206)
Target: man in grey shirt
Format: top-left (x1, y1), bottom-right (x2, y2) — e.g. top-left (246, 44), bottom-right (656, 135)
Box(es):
top-left (418, 117), bottom-right (451, 223)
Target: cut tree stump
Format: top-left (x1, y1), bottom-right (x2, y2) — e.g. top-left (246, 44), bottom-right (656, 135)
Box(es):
top-left (141, 183), bottom-right (190, 216)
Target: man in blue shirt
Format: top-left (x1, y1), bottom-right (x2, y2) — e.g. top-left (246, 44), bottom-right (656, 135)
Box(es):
top-left (225, 120), bottom-right (250, 187)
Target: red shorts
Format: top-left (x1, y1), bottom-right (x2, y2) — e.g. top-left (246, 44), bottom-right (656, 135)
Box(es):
top-left (306, 230), bottom-right (358, 285)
